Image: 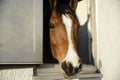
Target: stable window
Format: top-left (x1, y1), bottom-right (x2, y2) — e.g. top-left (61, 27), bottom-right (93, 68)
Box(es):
top-left (35, 0), bottom-right (102, 80)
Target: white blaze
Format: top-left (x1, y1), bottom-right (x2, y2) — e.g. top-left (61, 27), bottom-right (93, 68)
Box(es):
top-left (62, 14), bottom-right (80, 67)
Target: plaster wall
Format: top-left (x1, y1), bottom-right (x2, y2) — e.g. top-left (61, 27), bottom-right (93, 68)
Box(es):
top-left (96, 0), bottom-right (120, 80)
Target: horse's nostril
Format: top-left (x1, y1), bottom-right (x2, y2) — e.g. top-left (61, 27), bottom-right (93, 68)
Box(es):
top-left (74, 67), bottom-right (79, 73)
top-left (61, 61), bottom-right (73, 73)
top-left (61, 61), bottom-right (68, 73)
top-left (67, 62), bottom-right (73, 73)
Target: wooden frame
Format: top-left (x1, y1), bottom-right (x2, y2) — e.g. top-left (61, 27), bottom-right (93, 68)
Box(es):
top-left (88, 0), bottom-right (100, 69)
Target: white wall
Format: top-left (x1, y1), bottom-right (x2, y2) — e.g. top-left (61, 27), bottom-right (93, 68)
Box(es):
top-left (76, 0), bottom-right (88, 25)
top-left (96, 0), bottom-right (120, 80)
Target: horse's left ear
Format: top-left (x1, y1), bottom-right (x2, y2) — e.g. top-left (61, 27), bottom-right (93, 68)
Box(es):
top-left (49, 0), bottom-right (57, 11)
top-left (68, 0), bottom-right (78, 10)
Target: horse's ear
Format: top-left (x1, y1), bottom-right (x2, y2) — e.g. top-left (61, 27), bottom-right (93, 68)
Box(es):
top-left (49, 0), bottom-right (57, 11)
top-left (68, 0), bottom-right (78, 10)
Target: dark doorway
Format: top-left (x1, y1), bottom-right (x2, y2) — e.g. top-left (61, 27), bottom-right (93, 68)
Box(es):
top-left (43, 0), bottom-right (58, 63)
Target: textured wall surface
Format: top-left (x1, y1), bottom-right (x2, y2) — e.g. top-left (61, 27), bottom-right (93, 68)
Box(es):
top-left (0, 68), bottom-right (33, 80)
top-left (96, 0), bottom-right (120, 80)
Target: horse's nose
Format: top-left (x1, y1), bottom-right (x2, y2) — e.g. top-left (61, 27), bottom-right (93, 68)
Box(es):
top-left (61, 60), bottom-right (82, 77)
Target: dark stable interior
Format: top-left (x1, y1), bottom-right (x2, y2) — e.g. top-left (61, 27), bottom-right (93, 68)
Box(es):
top-left (43, 0), bottom-right (94, 64)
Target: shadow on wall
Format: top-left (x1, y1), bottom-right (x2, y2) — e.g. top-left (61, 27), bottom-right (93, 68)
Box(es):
top-left (78, 14), bottom-right (94, 64)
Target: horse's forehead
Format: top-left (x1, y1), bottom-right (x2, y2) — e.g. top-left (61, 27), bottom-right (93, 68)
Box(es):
top-left (51, 11), bottom-right (61, 20)
top-left (51, 12), bottom-right (72, 24)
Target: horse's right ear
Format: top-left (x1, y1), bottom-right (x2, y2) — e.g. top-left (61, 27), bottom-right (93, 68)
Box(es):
top-left (68, 0), bottom-right (78, 10)
top-left (49, 0), bottom-right (57, 11)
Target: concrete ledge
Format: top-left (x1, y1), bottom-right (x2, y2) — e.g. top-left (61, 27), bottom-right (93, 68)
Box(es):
top-left (34, 64), bottom-right (102, 80)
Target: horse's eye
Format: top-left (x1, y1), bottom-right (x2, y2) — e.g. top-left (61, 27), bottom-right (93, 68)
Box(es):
top-left (49, 24), bottom-right (55, 29)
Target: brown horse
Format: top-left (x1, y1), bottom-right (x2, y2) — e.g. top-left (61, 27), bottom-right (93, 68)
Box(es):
top-left (49, 0), bottom-right (82, 78)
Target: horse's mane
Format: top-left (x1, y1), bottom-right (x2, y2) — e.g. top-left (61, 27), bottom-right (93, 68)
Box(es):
top-left (55, 3), bottom-right (78, 20)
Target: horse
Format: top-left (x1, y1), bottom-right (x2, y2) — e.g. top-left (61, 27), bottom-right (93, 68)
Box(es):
top-left (49, 0), bottom-right (82, 78)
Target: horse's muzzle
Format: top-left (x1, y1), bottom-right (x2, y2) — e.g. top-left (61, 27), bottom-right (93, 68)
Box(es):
top-left (61, 60), bottom-right (82, 77)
